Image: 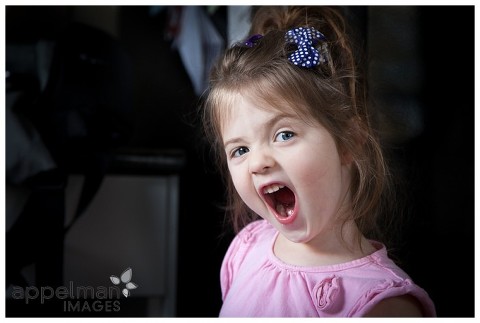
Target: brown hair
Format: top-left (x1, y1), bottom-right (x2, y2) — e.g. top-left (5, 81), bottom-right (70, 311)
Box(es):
top-left (202, 6), bottom-right (395, 243)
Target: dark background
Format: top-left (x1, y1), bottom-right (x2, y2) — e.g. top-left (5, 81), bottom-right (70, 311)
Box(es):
top-left (5, 6), bottom-right (474, 317)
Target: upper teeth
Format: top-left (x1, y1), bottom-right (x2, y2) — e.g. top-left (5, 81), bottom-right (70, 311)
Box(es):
top-left (263, 184), bottom-right (285, 194)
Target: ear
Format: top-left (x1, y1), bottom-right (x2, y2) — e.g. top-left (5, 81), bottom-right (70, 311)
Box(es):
top-left (340, 117), bottom-right (367, 165)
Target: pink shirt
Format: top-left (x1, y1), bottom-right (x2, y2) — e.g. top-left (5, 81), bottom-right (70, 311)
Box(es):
top-left (220, 220), bottom-right (436, 317)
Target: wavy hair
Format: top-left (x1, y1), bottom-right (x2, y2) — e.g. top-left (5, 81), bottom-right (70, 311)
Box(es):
top-left (202, 6), bottom-right (396, 244)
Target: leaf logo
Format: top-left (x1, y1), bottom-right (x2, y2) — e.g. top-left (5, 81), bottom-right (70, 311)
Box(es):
top-left (110, 267), bottom-right (138, 297)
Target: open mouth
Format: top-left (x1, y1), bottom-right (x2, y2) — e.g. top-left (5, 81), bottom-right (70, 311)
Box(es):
top-left (262, 184), bottom-right (297, 224)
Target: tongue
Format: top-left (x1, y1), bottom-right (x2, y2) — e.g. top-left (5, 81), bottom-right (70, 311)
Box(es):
top-left (274, 188), bottom-right (295, 218)
top-left (276, 204), bottom-right (294, 218)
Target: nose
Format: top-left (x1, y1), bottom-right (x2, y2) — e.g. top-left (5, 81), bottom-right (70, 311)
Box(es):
top-left (248, 147), bottom-right (275, 174)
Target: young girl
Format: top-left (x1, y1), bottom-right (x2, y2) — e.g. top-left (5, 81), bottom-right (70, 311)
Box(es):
top-left (202, 6), bottom-right (436, 317)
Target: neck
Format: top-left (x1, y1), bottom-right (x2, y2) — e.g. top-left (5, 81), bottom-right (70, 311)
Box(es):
top-left (273, 221), bottom-right (375, 267)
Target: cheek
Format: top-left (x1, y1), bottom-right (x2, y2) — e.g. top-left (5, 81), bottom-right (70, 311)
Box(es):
top-left (228, 164), bottom-right (264, 212)
top-left (228, 165), bottom-right (250, 198)
top-left (227, 163), bottom-right (240, 188)
top-left (293, 155), bottom-right (331, 184)
top-left (293, 152), bottom-right (345, 197)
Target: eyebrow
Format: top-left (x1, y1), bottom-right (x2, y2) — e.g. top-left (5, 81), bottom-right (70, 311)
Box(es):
top-left (223, 113), bottom-right (297, 149)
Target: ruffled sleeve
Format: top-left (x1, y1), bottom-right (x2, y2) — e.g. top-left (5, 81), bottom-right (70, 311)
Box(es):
top-left (220, 220), bottom-right (265, 300)
top-left (349, 278), bottom-right (436, 317)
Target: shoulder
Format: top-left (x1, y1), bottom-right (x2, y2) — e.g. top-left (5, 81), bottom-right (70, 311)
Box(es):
top-left (228, 219), bottom-right (275, 249)
top-left (220, 220), bottom-right (274, 299)
top-left (224, 219), bottom-right (274, 262)
top-left (240, 219), bottom-right (273, 234)
top-left (364, 295), bottom-right (424, 317)
top-left (346, 242), bottom-right (436, 316)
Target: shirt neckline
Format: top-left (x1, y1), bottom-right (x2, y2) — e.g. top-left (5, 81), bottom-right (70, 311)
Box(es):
top-left (267, 229), bottom-right (387, 273)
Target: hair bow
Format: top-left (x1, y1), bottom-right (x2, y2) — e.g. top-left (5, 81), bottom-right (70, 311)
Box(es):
top-left (285, 27), bottom-right (327, 68)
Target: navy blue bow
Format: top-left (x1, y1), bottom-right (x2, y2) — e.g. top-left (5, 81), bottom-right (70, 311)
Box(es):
top-left (285, 27), bottom-right (327, 68)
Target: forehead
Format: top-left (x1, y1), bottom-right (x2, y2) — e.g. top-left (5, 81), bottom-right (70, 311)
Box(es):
top-left (215, 87), bottom-right (310, 135)
top-left (221, 96), bottom-right (269, 135)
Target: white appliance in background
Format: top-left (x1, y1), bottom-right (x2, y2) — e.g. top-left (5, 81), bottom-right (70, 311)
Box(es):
top-left (64, 173), bottom-right (180, 317)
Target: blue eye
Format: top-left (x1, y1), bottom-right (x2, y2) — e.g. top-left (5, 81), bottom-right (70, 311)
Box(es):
top-left (275, 131), bottom-right (295, 142)
top-left (232, 147), bottom-right (249, 158)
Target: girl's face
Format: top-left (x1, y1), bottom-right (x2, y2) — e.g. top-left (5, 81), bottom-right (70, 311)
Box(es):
top-left (222, 95), bottom-right (353, 245)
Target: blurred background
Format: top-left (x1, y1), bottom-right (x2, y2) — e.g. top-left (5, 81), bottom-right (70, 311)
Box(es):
top-left (5, 6), bottom-right (474, 317)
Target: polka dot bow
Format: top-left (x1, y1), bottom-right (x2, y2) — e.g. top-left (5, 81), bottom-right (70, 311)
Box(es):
top-left (285, 27), bottom-right (327, 68)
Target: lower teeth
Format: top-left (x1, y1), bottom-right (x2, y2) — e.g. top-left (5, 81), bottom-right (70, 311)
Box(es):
top-left (276, 204), bottom-right (293, 218)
